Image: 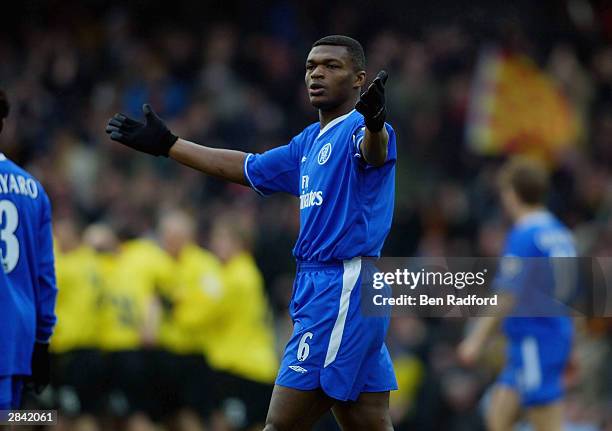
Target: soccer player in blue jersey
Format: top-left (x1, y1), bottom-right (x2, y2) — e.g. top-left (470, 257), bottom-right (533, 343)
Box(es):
top-left (0, 89), bottom-right (57, 409)
top-left (107, 35), bottom-right (397, 430)
top-left (458, 158), bottom-right (575, 431)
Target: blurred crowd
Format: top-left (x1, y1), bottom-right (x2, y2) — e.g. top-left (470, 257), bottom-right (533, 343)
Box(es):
top-left (1, 0), bottom-right (612, 430)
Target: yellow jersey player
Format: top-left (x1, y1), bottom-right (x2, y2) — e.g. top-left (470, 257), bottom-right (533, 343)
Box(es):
top-left (51, 219), bottom-right (106, 417)
top-left (87, 224), bottom-right (173, 423)
top-left (207, 214), bottom-right (278, 428)
top-left (153, 210), bottom-right (223, 423)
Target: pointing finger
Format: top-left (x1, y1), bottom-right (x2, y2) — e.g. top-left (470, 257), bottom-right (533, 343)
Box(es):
top-left (110, 131), bottom-right (124, 141)
top-left (108, 118), bottom-right (123, 128)
top-left (105, 124), bottom-right (119, 134)
top-left (374, 70), bottom-right (388, 86)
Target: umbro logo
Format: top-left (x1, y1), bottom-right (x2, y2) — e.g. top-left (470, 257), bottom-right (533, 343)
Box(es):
top-left (288, 365), bottom-right (308, 374)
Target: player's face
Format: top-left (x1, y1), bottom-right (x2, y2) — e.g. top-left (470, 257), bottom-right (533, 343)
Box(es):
top-left (305, 45), bottom-right (365, 111)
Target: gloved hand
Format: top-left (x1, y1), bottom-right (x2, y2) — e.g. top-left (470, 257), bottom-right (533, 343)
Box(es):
top-left (355, 70), bottom-right (388, 132)
top-left (105, 104), bottom-right (178, 157)
top-left (26, 342), bottom-right (50, 394)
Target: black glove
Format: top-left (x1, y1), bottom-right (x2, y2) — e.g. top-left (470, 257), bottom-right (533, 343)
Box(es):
top-left (105, 104), bottom-right (178, 157)
top-left (355, 70), bottom-right (388, 132)
top-left (26, 342), bottom-right (50, 394)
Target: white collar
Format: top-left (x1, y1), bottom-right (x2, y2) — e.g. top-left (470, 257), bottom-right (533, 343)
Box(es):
top-left (316, 109), bottom-right (355, 140)
top-left (516, 210), bottom-right (552, 228)
top-left (0, 153), bottom-right (5, 161)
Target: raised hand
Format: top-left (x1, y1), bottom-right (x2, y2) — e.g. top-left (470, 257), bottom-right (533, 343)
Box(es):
top-left (105, 104), bottom-right (178, 157)
top-left (355, 70), bottom-right (388, 132)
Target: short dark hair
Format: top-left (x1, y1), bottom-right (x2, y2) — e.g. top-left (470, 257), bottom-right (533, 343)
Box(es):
top-left (498, 157), bottom-right (549, 205)
top-left (312, 35), bottom-right (366, 71)
top-left (0, 90), bottom-right (9, 119)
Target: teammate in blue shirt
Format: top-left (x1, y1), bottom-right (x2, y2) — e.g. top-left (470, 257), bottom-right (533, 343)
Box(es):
top-left (107, 35), bottom-right (397, 430)
top-left (458, 158), bottom-right (575, 431)
top-left (0, 89), bottom-right (57, 409)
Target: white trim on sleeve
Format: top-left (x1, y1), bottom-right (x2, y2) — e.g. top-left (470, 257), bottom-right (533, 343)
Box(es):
top-left (243, 153), bottom-right (266, 196)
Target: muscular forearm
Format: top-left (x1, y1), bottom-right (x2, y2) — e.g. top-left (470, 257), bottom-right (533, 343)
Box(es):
top-left (169, 138), bottom-right (248, 186)
top-left (361, 127), bottom-right (389, 167)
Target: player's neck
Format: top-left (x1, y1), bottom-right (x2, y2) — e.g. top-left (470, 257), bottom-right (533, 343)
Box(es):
top-left (513, 205), bottom-right (546, 223)
top-left (318, 98), bottom-right (357, 129)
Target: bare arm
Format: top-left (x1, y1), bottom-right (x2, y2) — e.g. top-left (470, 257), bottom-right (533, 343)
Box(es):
top-left (106, 106), bottom-right (249, 186)
top-left (360, 127), bottom-right (389, 167)
top-left (141, 296), bottom-right (162, 348)
top-left (169, 138), bottom-right (248, 186)
top-left (457, 292), bottom-right (515, 365)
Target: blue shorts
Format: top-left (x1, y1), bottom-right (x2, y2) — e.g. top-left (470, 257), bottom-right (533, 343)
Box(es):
top-left (276, 257), bottom-right (397, 401)
top-left (497, 333), bottom-right (571, 407)
top-left (0, 375), bottom-right (24, 409)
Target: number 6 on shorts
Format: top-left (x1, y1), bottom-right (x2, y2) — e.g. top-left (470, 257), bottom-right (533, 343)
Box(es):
top-left (297, 332), bottom-right (313, 361)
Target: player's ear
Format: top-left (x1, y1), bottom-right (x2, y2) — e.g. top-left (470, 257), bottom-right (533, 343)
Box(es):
top-left (354, 70), bottom-right (366, 89)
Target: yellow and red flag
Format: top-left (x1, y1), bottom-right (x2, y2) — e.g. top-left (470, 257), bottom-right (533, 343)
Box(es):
top-left (466, 48), bottom-right (580, 163)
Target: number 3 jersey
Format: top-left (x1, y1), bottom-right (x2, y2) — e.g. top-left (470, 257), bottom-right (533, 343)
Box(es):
top-left (0, 154), bottom-right (56, 376)
top-left (244, 110), bottom-right (397, 262)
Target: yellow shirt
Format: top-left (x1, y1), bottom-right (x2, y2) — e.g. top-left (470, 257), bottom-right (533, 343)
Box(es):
top-left (51, 246), bottom-right (103, 353)
top-left (389, 354), bottom-right (423, 413)
top-left (205, 252), bottom-right (278, 383)
top-left (97, 239), bottom-right (173, 351)
top-left (158, 244), bottom-right (224, 354)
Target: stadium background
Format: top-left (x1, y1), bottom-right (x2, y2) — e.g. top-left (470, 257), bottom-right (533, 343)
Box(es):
top-left (1, 0), bottom-right (612, 429)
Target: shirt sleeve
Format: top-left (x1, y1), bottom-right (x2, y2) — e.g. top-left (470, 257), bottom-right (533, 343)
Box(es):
top-left (352, 122), bottom-right (397, 169)
top-left (35, 190), bottom-right (58, 343)
top-left (493, 231), bottom-right (529, 295)
top-left (243, 137), bottom-right (301, 197)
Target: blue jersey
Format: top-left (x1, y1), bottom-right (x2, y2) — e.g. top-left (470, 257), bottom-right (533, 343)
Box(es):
top-left (495, 210), bottom-right (575, 339)
top-left (244, 110), bottom-right (396, 262)
top-left (0, 154), bottom-right (57, 376)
